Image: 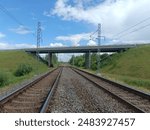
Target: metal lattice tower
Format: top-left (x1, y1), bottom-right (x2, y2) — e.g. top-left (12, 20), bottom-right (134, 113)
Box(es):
top-left (36, 22), bottom-right (42, 74)
top-left (37, 22), bottom-right (42, 50)
top-left (97, 23), bottom-right (101, 74)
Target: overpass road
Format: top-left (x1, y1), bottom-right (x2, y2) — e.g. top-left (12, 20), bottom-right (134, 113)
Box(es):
top-left (24, 44), bottom-right (138, 53)
top-left (24, 44), bottom-right (143, 68)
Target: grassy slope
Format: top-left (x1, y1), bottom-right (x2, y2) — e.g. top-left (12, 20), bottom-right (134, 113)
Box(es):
top-left (101, 45), bottom-right (150, 92)
top-left (0, 50), bottom-right (49, 89)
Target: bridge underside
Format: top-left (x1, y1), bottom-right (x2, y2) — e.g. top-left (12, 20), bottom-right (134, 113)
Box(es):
top-left (25, 45), bottom-right (136, 54)
top-left (25, 45), bottom-right (136, 68)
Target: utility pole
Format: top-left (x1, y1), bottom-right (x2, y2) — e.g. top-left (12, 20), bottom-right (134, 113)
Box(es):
top-left (97, 23), bottom-right (101, 74)
top-left (36, 21), bottom-right (42, 73)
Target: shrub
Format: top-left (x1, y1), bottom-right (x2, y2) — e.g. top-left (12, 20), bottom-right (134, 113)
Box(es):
top-left (14, 64), bottom-right (33, 77)
top-left (0, 72), bottom-right (8, 87)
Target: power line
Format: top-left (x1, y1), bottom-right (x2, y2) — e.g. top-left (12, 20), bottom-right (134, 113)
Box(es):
top-left (118, 23), bottom-right (150, 38)
top-left (0, 3), bottom-right (23, 26)
top-left (89, 29), bottom-right (98, 40)
top-left (114, 16), bottom-right (150, 38)
top-left (90, 30), bottom-right (98, 37)
top-left (0, 3), bottom-right (34, 36)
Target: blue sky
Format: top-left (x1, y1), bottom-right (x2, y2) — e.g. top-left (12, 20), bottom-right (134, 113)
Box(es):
top-left (0, 0), bottom-right (98, 49)
top-left (0, 0), bottom-right (150, 51)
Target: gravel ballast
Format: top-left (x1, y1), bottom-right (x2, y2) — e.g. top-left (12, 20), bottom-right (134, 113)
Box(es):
top-left (47, 67), bottom-right (136, 113)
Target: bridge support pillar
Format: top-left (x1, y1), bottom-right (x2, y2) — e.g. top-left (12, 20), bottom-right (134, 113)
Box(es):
top-left (48, 52), bottom-right (53, 67)
top-left (85, 52), bottom-right (91, 69)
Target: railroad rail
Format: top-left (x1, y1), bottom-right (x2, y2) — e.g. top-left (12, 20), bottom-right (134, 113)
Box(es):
top-left (71, 67), bottom-right (150, 113)
top-left (0, 67), bottom-right (62, 113)
top-left (0, 66), bottom-right (149, 113)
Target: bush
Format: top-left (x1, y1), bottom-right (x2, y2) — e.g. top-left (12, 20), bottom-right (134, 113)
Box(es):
top-left (0, 72), bottom-right (8, 87)
top-left (14, 64), bottom-right (33, 77)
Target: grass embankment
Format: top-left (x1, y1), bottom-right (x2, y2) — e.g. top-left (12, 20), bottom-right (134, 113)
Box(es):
top-left (101, 45), bottom-right (150, 92)
top-left (0, 51), bottom-right (49, 90)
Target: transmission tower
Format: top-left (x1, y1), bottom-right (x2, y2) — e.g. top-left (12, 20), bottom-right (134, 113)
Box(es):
top-left (97, 23), bottom-right (101, 74)
top-left (37, 22), bottom-right (42, 50)
top-left (36, 22), bottom-right (42, 73)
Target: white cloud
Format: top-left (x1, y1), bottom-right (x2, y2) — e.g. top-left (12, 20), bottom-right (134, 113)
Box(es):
top-left (48, 42), bottom-right (83, 62)
top-left (58, 53), bottom-right (83, 62)
top-left (43, 11), bottom-right (52, 17)
top-left (56, 33), bottom-right (90, 46)
top-left (10, 25), bottom-right (33, 34)
top-left (87, 40), bottom-right (97, 46)
top-left (49, 42), bottom-right (65, 47)
top-left (57, 53), bottom-right (71, 62)
top-left (0, 42), bottom-right (9, 49)
top-left (48, 42), bottom-right (84, 62)
top-left (0, 32), bottom-right (6, 38)
top-left (48, 42), bottom-right (68, 61)
top-left (14, 43), bottom-right (36, 48)
top-left (0, 42), bottom-right (36, 50)
top-left (50, 0), bottom-right (150, 44)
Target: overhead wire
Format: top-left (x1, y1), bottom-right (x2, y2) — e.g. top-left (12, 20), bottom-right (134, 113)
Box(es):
top-left (117, 23), bottom-right (150, 38)
top-left (0, 3), bottom-right (24, 26)
top-left (0, 3), bottom-right (35, 37)
top-left (113, 16), bottom-right (150, 39)
top-left (89, 29), bottom-right (98, 40)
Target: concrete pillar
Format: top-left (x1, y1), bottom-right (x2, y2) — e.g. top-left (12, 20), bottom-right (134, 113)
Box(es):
top-left (85, 52), bottom-right (91, 69)
top-left (48, 52), bottom-right (53, 67)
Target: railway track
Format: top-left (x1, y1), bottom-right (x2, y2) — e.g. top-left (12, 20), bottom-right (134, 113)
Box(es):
top-left (0, 66), bottom-right (149, 113)
top-left (71, 67), bottom-right (150, 113)
top-left (0, 67), bottom-right (62, 113)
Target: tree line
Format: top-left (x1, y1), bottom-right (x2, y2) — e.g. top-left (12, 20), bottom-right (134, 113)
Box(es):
top-left (69, 53), bottom-right (112, 70)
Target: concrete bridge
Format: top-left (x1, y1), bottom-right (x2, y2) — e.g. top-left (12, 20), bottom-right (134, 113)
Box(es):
top-left (25, 44), bottom-right (137, 68)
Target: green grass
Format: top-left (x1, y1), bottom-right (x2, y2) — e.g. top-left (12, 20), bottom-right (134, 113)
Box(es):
top-left (0, 50), bottom-right (49, 89)
top-left (101, 45), bottom-right (150, 92)
top-left (102, 73), bottom-right (150, 92)
top-left (0, 71), bottom-right (9, 87)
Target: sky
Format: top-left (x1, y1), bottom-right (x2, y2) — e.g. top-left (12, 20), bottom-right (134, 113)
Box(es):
top-left (0, 0), bottom-right (150, 61)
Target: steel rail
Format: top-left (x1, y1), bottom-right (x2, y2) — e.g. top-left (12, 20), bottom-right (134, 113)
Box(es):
top-left (71, 67), bottom-right (150, 113)
top-left (71, 67), bottom-right (150, 99)
top-left (40, 67), bottom-right (63, 113)
top-left (0, 68), bottom-right (58, 106)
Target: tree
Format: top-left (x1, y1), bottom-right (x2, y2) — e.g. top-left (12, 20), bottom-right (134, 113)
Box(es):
top-left (69, 55), bottom-right (85, 67)
top-left (69, 53), bottom-right (113, 71)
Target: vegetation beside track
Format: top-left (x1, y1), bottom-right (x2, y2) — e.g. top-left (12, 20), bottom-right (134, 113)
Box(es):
top-left (101, 45), bottom-right (150, 92)
top-left (70, 45), bottom-right (150, 92)
top-left (0, 51), bottom-right (49, 88)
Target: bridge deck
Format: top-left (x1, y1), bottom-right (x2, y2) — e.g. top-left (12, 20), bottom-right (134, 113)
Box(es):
top-left (25, 44), bottom-right (137, 53)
